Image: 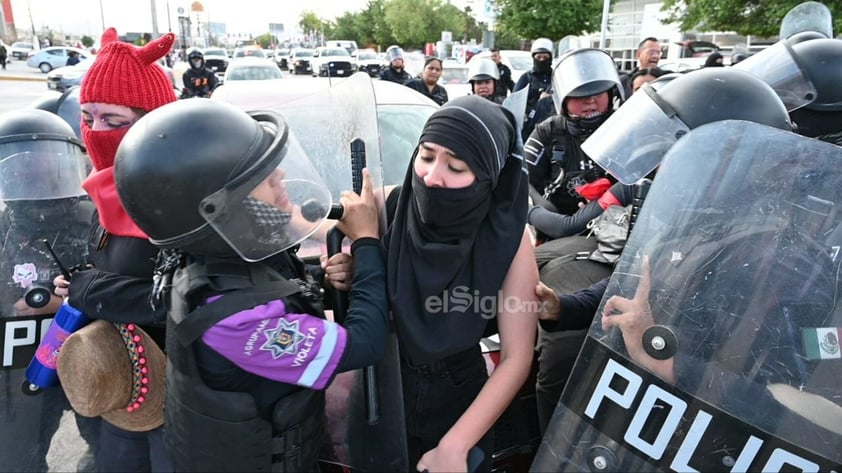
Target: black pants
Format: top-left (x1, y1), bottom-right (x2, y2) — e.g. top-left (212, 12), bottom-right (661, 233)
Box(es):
top-left (98, 421), bottom-right (171, 472)
top-left (401, 346), bottom-right (493, 472)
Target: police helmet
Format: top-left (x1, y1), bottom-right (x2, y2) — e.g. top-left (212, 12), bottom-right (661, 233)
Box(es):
top-left (582, 68), bottom-right (792, 184)
top-left (187, 47), bottom-right (204, 61)
top-left (786, 30), bottom-right (827, 45)
top-left (0, 109), bottom-right (88, 201)
top-left (530, 38), bottom-right (553, 56)
top-left (468, 58), bottom-right (499, 82)
top-left (115, 99), bottom-right (331, 261)
top-left (730, 52), bottom-right (749, 65)
top-left (386, 46), bottom-right (404, 63)
top-left (28, 87), bottom-right (83, 139)
top-left (551, 48), bottom-right (624, 114)
top-left (733, 39), bottom-right (817, 111)
top-left (790, 38), bottom-right (842, 112)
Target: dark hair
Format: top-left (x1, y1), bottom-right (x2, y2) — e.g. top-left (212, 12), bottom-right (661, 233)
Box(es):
top-left (637, 37), bottom-right (660, 51)
top-left (490, 48), bottom-right (500, 53)
top-left (630, 67), bottom-right (666, 81)
top-left (424, 57), bottom-right (443, 68)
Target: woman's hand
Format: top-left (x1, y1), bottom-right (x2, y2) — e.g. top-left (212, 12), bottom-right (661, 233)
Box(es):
top-left (53, 274), bottom-right (70, 298)
top-left (321, 253), bottom-right (354, 292)
top-left (535, 282), bottom-right (560, 321)
top-left (417, 443), bottom-right (467, 473)
top-left (601, 256), bottom-right (654, 338)
top-left (335, 169), bottom-right (379, 241)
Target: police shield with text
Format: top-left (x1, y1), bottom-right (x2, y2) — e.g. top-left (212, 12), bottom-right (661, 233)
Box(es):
top-left (532, 120), bottom-right (842, 472)
top-left (532, 65), bottom-right (842, 470)
top-left (0, 109), bottom-right (96, 471)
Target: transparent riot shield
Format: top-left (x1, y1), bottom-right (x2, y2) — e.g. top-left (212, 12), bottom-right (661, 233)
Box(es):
top-left (0, 136), bottom-right (97, 471)
top-left (533, 120), bottom-right (842, 472)
top-left (780, 1), bottom-right (833, 39)
top-left (212, 73), bottom-right (408, 471)
top-left (503, 87), bottom-right (529, 148)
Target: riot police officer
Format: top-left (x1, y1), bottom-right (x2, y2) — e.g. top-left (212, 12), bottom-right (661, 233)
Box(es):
top-left (181, 48), bottom-right (218, 98)
top-left (525, 48), bottom-right (624, 217)
top-left (379, 46), bottom-right (412, 84)
top-left (788, 38), bottom-right (842, 143)
top-left (0, 109), bottom-right (98, 471)
top-left (514, 38), bottom-right (554, 139)
top-left (467, 57), bottom-right (502, 103)
top-left (113, 99), bottom-right (390, 472)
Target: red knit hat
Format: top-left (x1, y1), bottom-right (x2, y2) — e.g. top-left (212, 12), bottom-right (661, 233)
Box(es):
top-left (80, 28), bottom-right (176, 112)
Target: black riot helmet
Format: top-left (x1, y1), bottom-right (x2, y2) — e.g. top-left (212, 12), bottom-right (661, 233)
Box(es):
top-left (788, 38), bottom-right (842, 137)
top-left (187, 47), bottom-right (204, 69)
top-left (114, 99), bottom-right (331, 261)
top-left (0, 109), bottom-right (88, 202)
top-left (28, 87), bottom-right (83, 139)
top-left (583, 68), bottom-right (792, 184)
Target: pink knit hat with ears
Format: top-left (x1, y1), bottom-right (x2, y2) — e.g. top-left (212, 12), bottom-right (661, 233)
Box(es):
top-left (80, 28), bottom-right (176, 112)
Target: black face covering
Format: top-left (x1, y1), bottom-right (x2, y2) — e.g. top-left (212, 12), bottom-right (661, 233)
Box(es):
top-left (242, 197), bottom-right (291, 247)
top-left (566, 109), bottom-right (614, 136)
top-left (533, 57), bottom-right (552, 74)
top-left (385, 96), bottom-right (528, 363)
top-left (410, 173), bottom-right (490, 235)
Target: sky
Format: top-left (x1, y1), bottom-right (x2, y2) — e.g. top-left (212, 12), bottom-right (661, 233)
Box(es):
top-left (8, 0), bottom-right (380, 38)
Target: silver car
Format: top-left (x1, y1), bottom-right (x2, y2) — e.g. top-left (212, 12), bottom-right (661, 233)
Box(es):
top-left (26, 46), bottom-right (91, 73)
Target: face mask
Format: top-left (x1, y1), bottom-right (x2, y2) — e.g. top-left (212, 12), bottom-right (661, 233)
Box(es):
top-left (410, 172), bottom-right (490, 229)
top-left (81, 121), bottom-right (131, 170)
top-left (242, 196), bottom-right (292, 246)
top-left (533, 58), bottom-right (552, 74)
top-left (190, 58), bottom-right (203, 69)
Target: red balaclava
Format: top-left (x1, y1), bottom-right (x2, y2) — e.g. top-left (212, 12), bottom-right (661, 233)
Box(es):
top-left (80, 28), bottom-right (176, 239)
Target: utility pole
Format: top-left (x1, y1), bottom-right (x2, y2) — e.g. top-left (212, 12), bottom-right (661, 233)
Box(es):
top-left (150, 0), bottom-right (160, 38)
top-left (99, 0), bottom-right (105, 32)
top-left (166, 0), bottom-right (172, 32)
top-left (26, 0), bottom-right (37, 43)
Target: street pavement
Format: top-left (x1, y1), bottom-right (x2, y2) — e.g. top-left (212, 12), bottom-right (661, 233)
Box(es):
top-left (0, 57), bottom-right (49, 82)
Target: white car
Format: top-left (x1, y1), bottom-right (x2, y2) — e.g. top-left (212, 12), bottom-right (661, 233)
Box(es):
top-left (311, 47), bottom-right (354, 77)
top-left (27, 46), bottom-right (91, 73)
top-left (9, 41), bottom-right (36, 60)
top-left (439, 63), bottom-right (471, 99)
top-left (223, 57), bottom-right (284, 82)
top-left (470, 50), bottom-right (532, 85)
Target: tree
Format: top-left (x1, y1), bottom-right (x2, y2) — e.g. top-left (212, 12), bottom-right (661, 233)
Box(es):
top-left (660, 0), bottom-right (842, 37)
top-left (497, 0), bottom-right (602, 40)
top-left (383, 0), bottom-right (463, 48)
top-left (299, 10), bottom-right (325, 35)
top-left (81, 35), bottom-right (95, 48)
top-left (254, 33), bottom-right (274, 49)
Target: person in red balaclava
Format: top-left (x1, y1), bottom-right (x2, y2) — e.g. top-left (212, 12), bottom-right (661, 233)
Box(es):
top-left (53, 27), bottom-right (176, 472)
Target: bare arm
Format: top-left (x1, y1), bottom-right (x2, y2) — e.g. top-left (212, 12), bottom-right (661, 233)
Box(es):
top-left (418, 230), bottom-right (539, 472)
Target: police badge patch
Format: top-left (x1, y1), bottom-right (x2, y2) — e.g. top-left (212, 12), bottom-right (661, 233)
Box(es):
top-left (261, 318), bottom-right (306, 359)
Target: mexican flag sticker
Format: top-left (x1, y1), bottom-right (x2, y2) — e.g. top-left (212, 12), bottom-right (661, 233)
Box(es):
top-left (801, 327), bottom-right (842, 360)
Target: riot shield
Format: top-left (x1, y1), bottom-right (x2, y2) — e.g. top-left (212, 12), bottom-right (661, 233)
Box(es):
top-left (780, 1), bottom-right (833, 39)
top-left (533, 120), bottom-right (842, 471)
top-left (503, 87), bottom-right (529, 148)
top-left (0, 132), bottom-right (97, 470)
top-left (213, 73), bottom-right (408, 471)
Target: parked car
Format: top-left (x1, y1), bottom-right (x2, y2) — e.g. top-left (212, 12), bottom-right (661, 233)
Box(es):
top-left (27, 46), bottom-right (92, 73)
top-left (311, 47), bottom-right (354, 77)
top-left (470, 49), bottom-right (532, 84)
top-left (287, 48), bottom-right (314, 75)
top-left (203, 47), bottom-right (229, 80)
top-left (46, 58), bottom-right (176, 92)
top-left (9, 41), bottom-right (35, 60)
top-left (356, 50), bottom-right (384, 77)
top-left (274, 48), bottom-right (290, 69)
top-left (223, 57), bottom-right (284, 82)
top-left (439, 62), bottom-right (471, 98)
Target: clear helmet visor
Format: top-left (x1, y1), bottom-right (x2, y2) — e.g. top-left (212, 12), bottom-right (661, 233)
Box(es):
top-left (0, 139), bottom-right (87, 201)
top-left (780, 1), bottom-right (833, 39)
top-left (582, 84), bottom-right (690, 185)
top-left (199, 132), bottom-right (331, 262)
top-left (733, 41), bottom-right (818, 111)
top-left (387, 48), bottom-right (404, 62)
top-left (552, 48), bottom-right (624, 114)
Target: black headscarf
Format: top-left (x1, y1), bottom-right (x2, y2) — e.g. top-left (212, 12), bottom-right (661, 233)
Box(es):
top-left (385, 95), bottom-right (529, 363)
